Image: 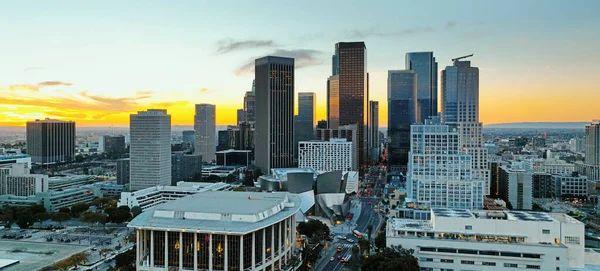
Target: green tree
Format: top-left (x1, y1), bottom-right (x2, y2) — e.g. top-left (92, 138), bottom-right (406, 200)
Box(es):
top-left (0, 206), bottom-right (15, 224)
top-left (51, 212), bottom-right (71, 224)
top-left (361, 245), bottom-right (419, 271)
top-left (29, 204), bottom-right (47, 214)
top-left (104, 206), bottom-right (117, 215)
top-left (35, 212), bottom-right (52, 222)
top-left (296, 219), bottom-right (330, 238)
top-left (131, 206), bottom-right (142, 218)
top-left (374, 231), bottom-right (386, 250)
top-left (75, 154), bottom-right (84, 163)
top-left (108, 209), bottom-right (132, 224)
top-left (117, 205), bottom-right (130, 213)
top-left (366, 223), bottom-right (373, 239)
top-left (58, 207), bottom-right (70, 213)
top-left (80, 211), bottom-right (107, 226)
top-left (70, 202), bottom-right (90, 216)
top-left (113, 246), bottom-right (135, 271)
top-left (242, 170), bottom-right (254, 187)
top-left (358, 237), bottom-right (370, 254)
top-left (16, 207), bottom-right (34, 228)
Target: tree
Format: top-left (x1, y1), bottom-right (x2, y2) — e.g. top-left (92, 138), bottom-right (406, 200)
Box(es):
top-left (131, 206), bottom-right (142, 218)
top-left (80, 211), bottom-right (107, 226)
top-left (296, 219), bottom-right (330, 238)
top-left (374, 231), bottom-right (386, 250)
top-left (108, 209), bottom-right (132, 224)
top-left (358, 237), bottom-right (370, 254)
top-left (29, 204), bottom-right (47, 215)
top-left (35, 212), bottom-right (52, 222)
top-left (366, 224), bottom-right (373, 239)
top-left (16, 207), bottom-right (34, 229)
top-left (99, 248), bottom-right (113, 258)
top-left (242, 170), bottom-right (254, 187)
top-left (113, 246), bottom-right (135, 271)
top-left (52, 212), bottom-right (71, 224)
top-left (75, 154), bottom-right (84, 163)
top-left (104, 206), bottom-right (117, 216)
top-left (361, 245), bottom-right (419, 271)
top-left (58, 207), bottom-right (70, 213)
top-left (117, 205), bottom-right (130, 213)
top-left (71, 202), bottom-right (90, 216)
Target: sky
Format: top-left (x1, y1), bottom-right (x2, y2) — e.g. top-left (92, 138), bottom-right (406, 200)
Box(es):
top-left (0, 0), bottom-right (599, 127)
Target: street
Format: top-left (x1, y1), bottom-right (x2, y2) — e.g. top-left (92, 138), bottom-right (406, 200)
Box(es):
top-left (314, 166), bottom-right (386, 271)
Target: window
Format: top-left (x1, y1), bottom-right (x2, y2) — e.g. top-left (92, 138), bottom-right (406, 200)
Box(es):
top-left (420, 247), bottom-right (436, 252)
top-left (419, 257), bottom-right (433, 262)
top-left (565, 236), bottom-right (581, 245)
top-left (461, 260), bottom-right (475, 265)
top-left (556, 257), bottom-right (560, 261)
top-left (526, 265), bottom-right (541, 269)
top-left (465, 225), bottom-right (472, 230)
top-left (420, 268), bottom-right (433, 271)
top-left (542, 229), bottom-right (551, 234)
top-left (504, 263), bottom-right (518, 268)
top-left (441, 259), bottom-right (454, 263)
top-left (482, 262), bottom-right (496, 266)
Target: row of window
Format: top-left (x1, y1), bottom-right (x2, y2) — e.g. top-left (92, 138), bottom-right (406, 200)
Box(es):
top-left (420, 246), bottom-right (541, 259)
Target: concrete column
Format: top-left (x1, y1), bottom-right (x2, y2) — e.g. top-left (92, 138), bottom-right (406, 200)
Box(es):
top-left (165, 231), bottom-right (168, 268)
top-left (283, 219), bottom-right (287, 263)
top-left (271, 226), bottom-right (275, 269)
top-left (251, 232), bottom-right (255, 268)
top-left (179, 232), bottom-right (183, 270)
top-left (278, 221), bottom-right (282, 256)
top-left (136, 230), bottom-right (140, 268)
top-left (150, 230), bottom-right (154, 267)
top-left (262, 228), bottom-right (266, 265)
top-left (209, 234), bottom-right (213, 271)
top-left (194, 233), bottom-right (198, 271)
top-left (239, 235), bottom-right (244, 270)
top-left (224, 234), bottom-right (228, 270)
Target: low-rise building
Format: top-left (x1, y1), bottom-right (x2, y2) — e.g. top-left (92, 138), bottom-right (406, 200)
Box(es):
top-left (387, 208), bottom-right (585, 270)
top-left (554, 174), bottom-right (588, 199)
top-left (5, 174), bottom-right (48, 196)
top-left (499, 166), bottom-right (533, 210)
top-left (215, 149), bottom-right (252, 166)
top-left (118, 182), bottom-right (231, 210)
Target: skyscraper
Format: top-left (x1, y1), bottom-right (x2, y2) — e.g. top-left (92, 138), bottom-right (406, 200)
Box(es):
top-left (182, 130), bottom-right (195, 151)
top-left (333, 42), bottom-right (368, 167)
top-left (194, 104), bottom-right (216, 163)
top-left (387, 70), bottom-right (417, 171)
top-left (26, 119), bottom-right (75, 164)
top-left (255, 56), bottom-right (295, 173)
top-left (441, 58), bottom-right (490, 194)
top-left (327, 75), bottom-right (340, 129)
top-left (129, 109), bottom-right (171, 191)
top-left (407, 124), bottom-right (484, 209)
top-left (294, 92), bottom-right (316, 159)
top-left (244, 80), bottom-right (256, 127)
top-left (406, 52), bottom-right (438, 123)
top-left (585, 121), bottom-right (600, 166)
top-left (116, 158), bottom-right (130, 185)
top-left (369, 101), bottom-right (379, 162)
top-left (236, 109), bottom-right (245, 125)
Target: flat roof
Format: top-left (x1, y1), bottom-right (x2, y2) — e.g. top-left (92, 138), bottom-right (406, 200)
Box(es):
top-left (128, 191), bottom-right (301, 234)
top-left (271, 168), bottom-right (318, 180)
top-left (0, 155), bottom-right (30, 160)
top-left (215, 149), bottom-right (252, 154)
top-left (0, 240), bottom-right (89, 271)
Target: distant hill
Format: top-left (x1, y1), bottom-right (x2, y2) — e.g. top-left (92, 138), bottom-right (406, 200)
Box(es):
top-left (484, 122), bottom-right (589, 129)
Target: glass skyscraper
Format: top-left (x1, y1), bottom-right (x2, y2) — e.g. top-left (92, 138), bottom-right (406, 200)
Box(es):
top-left (294, 92), bottom-right (315, 159)
top-left (387, 70), bottom-right (417, 170)
top-left (405, 52), bottom-right (437, 123)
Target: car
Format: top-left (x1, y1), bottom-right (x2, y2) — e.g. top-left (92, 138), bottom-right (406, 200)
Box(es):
top-left (337, 255), bottom-right (342, 260)
top-left (347, 239), bottom-right (354, 243)
top-left (368, 202), bottom-right (372, 205)
top-left (330, 257), bottom-right (335, 262)
top-left (338, 235), bottom-right (346, 240)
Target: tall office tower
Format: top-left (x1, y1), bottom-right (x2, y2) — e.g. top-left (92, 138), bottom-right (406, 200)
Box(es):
top-left (327, 75), bottom-right (340, 129)
top-left (332, 42), bottom-right (368, 167)
top-left (217, 124), bottom-right (254, 151)
top-left (255, 56), bottom-right (295, 173)
top-left (405, 52), bottom-right (437, 123)
top-left (116, 158), bottom-right (130, 185)
top-left (129, 109), bottom-right (171, 191)
top-left (98, 135), bottom-right (126, 154)
top-left (294, 92), bottom-right (316, 159)
top-left (441, 58), bottom-right (490, 195)
top-left (194, 104), bottom-right (216, 163)
top-left (182, 130), bottom-right (196, 151)
top-left (387, 70), bottom-right (417, 172)
top-left (243, 80), bottom-right (256, 127)
top-left (171, 153), bottom-right (202, 184)
top-left (585, 121), bottom-right (600, 165)
top-left (316, 124), bottom-right (359, 171)
top-left (368, 101), bottom-right (380, 162)
top-left (236, 109), bottom-right (245, 125)
top-left (407, 124), bottom-right (485, 209)
top-left (26, 119), bottom-right (75, 164)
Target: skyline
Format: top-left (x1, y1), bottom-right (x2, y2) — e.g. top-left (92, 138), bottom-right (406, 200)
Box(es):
top-left (1, 1), bottom-right (599, 127)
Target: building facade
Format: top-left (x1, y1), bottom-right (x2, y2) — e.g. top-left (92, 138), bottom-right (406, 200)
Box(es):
top-left (407, 124), bottom-right (485, 209)
top-left (316, 124), bottom-right (359, 171)
top-left (532, 173), bottom-right (554, 198)
top-left (182, 130), bottom-right (196, 152)
top-left (244, 80), bottom-right (256, 127)
top-left (195, 104), bottom-right (216, 163)
top-left (171, 153), bottom-right (202, 184)
top-left (327, 75), bottom-right (340, 129)
top-left (5, 174), bottom-right (48, 196)
top-left (333, 42), bottom-right (368, 168)
top-left (216, 150), bottom-right (252, 166)
top-left (117, 158), bottom-right (130, 185)
top-left (254, 56), bottom-right (295, 173)
top-left (237, 109), bottom-right (245, 125)
top-left (98, 135), bottom-right (126, 154)
top-left (405, 52), bottom-right (437, 122)
top-left (130, 109), bottom-right (172, 191)
top-left (118, 182), bottom-right (231, 210)
top-left (499, 166), bottom-right (533, 210)
top-left (369, 101), bottom-right (379, 163)
top-left (128, 191), bottom-right (301, 271)
top-left (387, 70), bottom-right (417, 171)
top-left (554, 174), bottom-right (588, 199)
top-left (294, 92), bottom-right (316, 160)
top-left (387, 209), bottom-right (585, 270)
top-left (298, 138), bottom-right (353, 172)
top-left (26, 119), bottom-right (75, 164)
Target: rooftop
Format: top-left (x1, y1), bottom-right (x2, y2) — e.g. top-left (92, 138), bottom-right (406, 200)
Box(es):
top-left (271, 168), bottom-right (318, 180)
top-left (0, 154), bottom-right (30, 160)
top-left (128, 191), bottom-right (301, 234)
top-left (215, 149), bottom-right (252, 154)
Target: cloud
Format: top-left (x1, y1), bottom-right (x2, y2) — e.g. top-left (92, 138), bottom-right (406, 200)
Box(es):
top-left (235, 49), bottom-right (324, 76)
top-left (198, 87), bottom-right (215, 94)
top-left (24, 67), bottom-right (43, 72)
top-left (3, 81), bottom-right (73, 92)
top-left (348, 26), bottom-right (434, 39)
top-left (446, 21), bottom-right (457, 29)
top-left (215, 39), bottom-right (277, 54)
top-left (45, 111), bottom-right (87, 119)
top-left (135, 90), bottom-right (156, 96)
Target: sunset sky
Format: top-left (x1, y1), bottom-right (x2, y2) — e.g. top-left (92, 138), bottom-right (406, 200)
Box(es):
top-left (0, 0), bottom-right (598, 127)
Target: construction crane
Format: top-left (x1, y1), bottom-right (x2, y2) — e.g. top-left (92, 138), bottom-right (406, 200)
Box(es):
top-left (452, 54), bottom-right (474, 63)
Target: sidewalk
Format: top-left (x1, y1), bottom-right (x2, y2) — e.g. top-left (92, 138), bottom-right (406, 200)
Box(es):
top-left (330, 198), bottom-right (362, 235)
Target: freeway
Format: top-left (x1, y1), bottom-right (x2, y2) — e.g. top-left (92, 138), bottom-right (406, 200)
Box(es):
top-left (315, 166), bottom-right (386, 271)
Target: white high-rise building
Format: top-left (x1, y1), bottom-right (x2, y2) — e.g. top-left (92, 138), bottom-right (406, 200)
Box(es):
top-left (194, 104), bottom-right (216, 163)
top-left (441, 58), bottom-right (490, 195)
top-left (5, 174), bottom-right (48, 196)
top-left (298, 138), bottom-right (353, 172)
top-left (129, 109), bottom-right (171, 191)
top-left (407, 124), bottom-right (485, 209)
